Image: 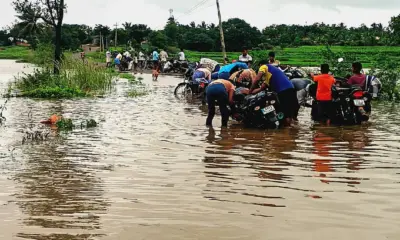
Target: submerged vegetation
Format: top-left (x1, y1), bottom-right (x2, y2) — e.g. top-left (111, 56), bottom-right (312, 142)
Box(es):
top-left (119, 73), bottom-right (136, 81)
top-left (127, 87), bottom-right (149, 98)
top-left (9, 45), bottom-right (113, 98)
top-left (56, 118), bottom-right (98, 131)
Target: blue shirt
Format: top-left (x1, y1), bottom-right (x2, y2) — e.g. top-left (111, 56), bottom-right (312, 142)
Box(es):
top-left (260, 64), bottom-right (294, 93)
top-left (152, 51), bottom-right (159, 61)
top-left (218, 62), bottom-right (248, 74)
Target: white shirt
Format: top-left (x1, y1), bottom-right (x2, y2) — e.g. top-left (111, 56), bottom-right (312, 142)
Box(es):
top-left (160, 51), bottom-right (168, 61)
top-left (239, 54), bottom-right (252, 63)
top-left (200, 58), bottom-right (218, 72)
top-left (123, 51), bottom-right (131, 58)
top-left (138, 52), bottom-right (145, 61)
top-left (106, 51), bottom-right (111, 62)
top-left (178, 51), bottom-right (185, 61)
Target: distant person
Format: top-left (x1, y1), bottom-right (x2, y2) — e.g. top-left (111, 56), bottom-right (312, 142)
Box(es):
top-left (106, 50), bottom-right (112, 68)
top-left (116, 52), bottom-right (123, 61)
top-left (123, 50), bottom-right (131, 58)
top-left (160, 49), bottom-right (169, 73)
top-left (249, 60), bottom-right (298, 125)
top-left (238, 48), bottom-right (253, 66)
top-left (311, 64), bottom-right (336, 125)
top-left (133, 53), bottom-right (138, 74)
top-left (348, 62), bottom-right (366, 88)
top-left (114, 53), bottom-right (122, 71)
top-left (206, 79), bottom-right (236, 128)
top-left (152, 49), bottom-right (160, 80)
top-left (218, 62), bottom-right (248, 80)
top-left (178, 48), bottom-right (185, 61)
top-left (80, 51), bottom-right (86, 63)
top-left (138, 51), bottom-right (145, 73)
top-left (268, 52), bottom-right (280, 66)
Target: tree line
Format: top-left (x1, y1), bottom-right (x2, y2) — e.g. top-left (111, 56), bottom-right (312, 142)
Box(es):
top-left (2, 1), bottom-right (400, 53)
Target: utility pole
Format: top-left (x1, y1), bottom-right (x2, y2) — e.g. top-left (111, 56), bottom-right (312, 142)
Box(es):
top-left (99, 32), bottom-right (102, 52)
top-left (114, 22), bottom-right (118, 47)
top-left (216, 0), bottom-right (227, 64)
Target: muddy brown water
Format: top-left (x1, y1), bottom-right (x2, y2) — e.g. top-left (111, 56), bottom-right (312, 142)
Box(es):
top-left (0, 60), bottom-right (399, 240)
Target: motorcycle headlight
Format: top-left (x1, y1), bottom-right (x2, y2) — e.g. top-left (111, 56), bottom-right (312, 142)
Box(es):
top-left (254, 106), bottom-right (260, 111)
top-left (270, 100), bottom-right (276, 105)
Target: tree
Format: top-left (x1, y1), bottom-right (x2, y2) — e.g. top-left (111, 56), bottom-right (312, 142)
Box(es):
top-left (389, 14), bottom-right (400, 45)
top-left (14, 3), bottom-right (42, 48)
top-left (164, 19), bottom-right (178, 46)
top-left (222, 18), bottom-right (262, 51)
top-left (183, 32), bottom-right (214, 52)
top-left (148, 31), bottom-right (167, 50)
top-left (62, 24), bottom-right (93, 50)
top-left (13, 0), bottom-right (66, 74)
top-left (0, 30), bottom-right (11, 46)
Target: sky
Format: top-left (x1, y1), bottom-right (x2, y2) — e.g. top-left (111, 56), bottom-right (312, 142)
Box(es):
top-left (1, 0), bottom-right (400, 30)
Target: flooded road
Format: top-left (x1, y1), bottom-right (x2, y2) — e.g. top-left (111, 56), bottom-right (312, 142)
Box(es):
top-left (0, 60), bottom-right (399, 240)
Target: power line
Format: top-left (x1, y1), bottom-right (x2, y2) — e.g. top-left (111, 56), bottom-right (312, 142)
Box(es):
top-left (175, 0), bottom-right (211, 21)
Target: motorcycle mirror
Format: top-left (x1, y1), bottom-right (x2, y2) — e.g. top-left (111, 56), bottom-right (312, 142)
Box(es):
top-left (338, 58), bottom-right (344, 63)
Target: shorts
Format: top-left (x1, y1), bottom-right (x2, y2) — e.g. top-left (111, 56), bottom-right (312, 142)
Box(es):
top-left (277, 88), bottom-right (299, 119)
top-left (152, 60), bottom-right (159, 69)
top-left (318, 101), bottom-right (335, 120)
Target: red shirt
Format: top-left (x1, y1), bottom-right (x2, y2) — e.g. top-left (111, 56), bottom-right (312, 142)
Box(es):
top-left (348, 74), bottom-right (366, 88)
top-left (314, 74), bottom-right (336, 101)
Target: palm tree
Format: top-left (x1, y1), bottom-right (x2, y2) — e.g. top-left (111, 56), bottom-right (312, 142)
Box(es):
top-left (15, 5), bottom-right (42, 48)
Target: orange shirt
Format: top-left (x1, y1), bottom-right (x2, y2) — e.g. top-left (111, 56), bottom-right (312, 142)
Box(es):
top-left (211, 79), bottom-right (235, 92)
top-left (314, 74), bottom-right (335, 101)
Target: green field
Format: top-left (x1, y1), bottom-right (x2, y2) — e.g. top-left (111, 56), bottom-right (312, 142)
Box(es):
top-left (2, 46), bottom-right (400, 68)
top-left (0, 46), bottom-right (32, 61)
top-left (186, 46), bottom-right (400, 68)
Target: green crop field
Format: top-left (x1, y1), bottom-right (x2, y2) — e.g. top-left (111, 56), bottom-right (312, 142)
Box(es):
top-left (0, 46), bottom-right (32, 61)
top-left (186, 46), bottom-right (400, 68)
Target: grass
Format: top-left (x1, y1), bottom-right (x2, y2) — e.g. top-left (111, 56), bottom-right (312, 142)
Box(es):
top-left (86, 51), bottom-right (105, 64)
top-left (10, 56), bottom-right (113, 98)
top-left (119, 73), bottom-right (136, 81)
top-left (185, 46), bottom-right (400, 68)
top-left (127, 88), bottom-right (148, 97)
top-left (0, 46), bottom-right (33, 62)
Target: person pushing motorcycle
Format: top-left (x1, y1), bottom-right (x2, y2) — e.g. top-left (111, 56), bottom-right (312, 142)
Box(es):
top-left (206, 79), bottom-right (236, 128)
top-left (249, 60), bottom-right (299, 125)
top-left (311, 64), bottom-right (336, 125)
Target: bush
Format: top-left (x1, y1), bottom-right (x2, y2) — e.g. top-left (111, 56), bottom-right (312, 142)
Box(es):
top-left (11, 56), bottom-right (113, 98)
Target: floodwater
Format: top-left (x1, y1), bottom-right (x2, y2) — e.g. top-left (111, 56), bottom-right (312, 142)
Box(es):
top-left (0, 60), bottom-right (399, 240)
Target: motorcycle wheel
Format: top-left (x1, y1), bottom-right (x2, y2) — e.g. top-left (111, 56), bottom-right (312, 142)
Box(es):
top-left (174, 83), bottom-right (193, 100)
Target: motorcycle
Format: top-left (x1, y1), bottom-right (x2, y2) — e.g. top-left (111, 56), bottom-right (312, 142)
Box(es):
top-left (281, 66), bottom-right (307, 79)
top-left (174, 64), bottom-right (208, 102)
top-left (308, 78), bottom-right (372, 125)
top-left (232, 88), bottom-right (284, 129)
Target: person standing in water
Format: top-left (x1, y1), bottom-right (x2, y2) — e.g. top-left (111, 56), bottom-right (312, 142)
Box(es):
top-left (206, 79), bottom-right (236, 128)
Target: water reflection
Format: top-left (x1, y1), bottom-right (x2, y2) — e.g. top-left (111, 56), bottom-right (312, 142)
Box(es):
top-left (13, 136), bottom-right (108, 239)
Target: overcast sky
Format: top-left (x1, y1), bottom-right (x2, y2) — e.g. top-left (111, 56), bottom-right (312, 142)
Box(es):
top-left (1, 0), bottom-right (400, 30)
